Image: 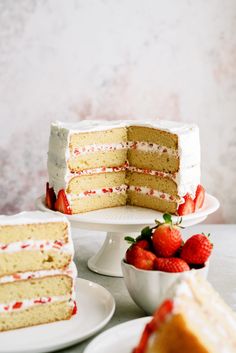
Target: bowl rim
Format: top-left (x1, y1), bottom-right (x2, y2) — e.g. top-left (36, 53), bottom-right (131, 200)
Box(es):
top-left (121, 258), bottom-right (209, 275)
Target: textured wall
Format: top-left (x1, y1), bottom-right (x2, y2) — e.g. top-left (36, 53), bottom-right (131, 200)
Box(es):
top-left (0, 0), bottom-right (236, 222)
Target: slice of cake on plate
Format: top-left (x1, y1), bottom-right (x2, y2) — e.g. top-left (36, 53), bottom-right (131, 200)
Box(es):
top-left (46, 120), bottom-right (204, 215)
top-left (133, 274), bottom-right (236, 353)
top-left (0, 211), bottom-right (77, 331)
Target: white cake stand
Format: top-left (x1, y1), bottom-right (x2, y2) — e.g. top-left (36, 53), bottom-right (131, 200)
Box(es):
top-left (36, 193), bottom-right (219, 277)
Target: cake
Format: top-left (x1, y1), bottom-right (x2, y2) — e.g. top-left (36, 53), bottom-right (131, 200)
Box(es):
top-left (46, 120), bottom-right (203, 215)
top-left (0, 211), bottom-right (77, 331)
top-left (133, 274), bottom-right (236, 353)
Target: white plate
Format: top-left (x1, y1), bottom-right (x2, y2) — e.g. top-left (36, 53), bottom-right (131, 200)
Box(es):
top-left (84, 316), bottom-right (151, 353)
top-left (0, 278), bottom-right (115, 353)
top-left (35, 193), bottom-right (219, 231)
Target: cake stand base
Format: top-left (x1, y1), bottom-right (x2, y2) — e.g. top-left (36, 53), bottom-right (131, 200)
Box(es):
top-left (88, 232), bottom-right (138, 277)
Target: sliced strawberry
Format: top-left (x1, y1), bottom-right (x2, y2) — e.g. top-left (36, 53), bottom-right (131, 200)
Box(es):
top-left (54, 189), bottom-right (72, 215)
top-left (13, 302), bottom-right (23, 309)
top-left (154, 257), bottom-right (190, 272)
top-left (72, 301), bottom-right (77, 315)
top-left (194, 185), bottom-right (205, 210)
top-left (133, 300), bottom-right (173, 353)
top-left (177, 194), bottom-right (195, 216)
top-left (45, 182), bottom-right (56, 210)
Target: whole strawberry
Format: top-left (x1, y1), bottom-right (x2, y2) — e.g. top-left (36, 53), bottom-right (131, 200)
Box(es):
top-left (125, 245), bottom-right (156, 270)
top-left (152, 214), bottom-right (182, 257)
top-left (155, 257), bottom-right (190, 272)
top-left (180, 234), bottom-right (212, 265)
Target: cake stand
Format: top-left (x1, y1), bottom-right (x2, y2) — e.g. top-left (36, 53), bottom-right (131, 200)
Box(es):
top-left (35, 193), bottom-right (219, 277)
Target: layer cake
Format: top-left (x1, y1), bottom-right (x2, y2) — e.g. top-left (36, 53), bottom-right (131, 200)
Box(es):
top-left (47, 120), bottom-right (203, 215)
top-left (0, 211), bottom-right (77, 331)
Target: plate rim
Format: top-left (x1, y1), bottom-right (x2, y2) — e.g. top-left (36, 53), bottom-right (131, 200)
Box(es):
top-left (35, 193), bottom-right (220, 225)
top-left (0, 278), bottom-right (116, 353)
top-left (84, 316), bottom-right (152, 353)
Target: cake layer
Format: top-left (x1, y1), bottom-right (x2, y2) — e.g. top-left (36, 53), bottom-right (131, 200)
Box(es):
top-left (127, 125), bottom-right (178, 149)
top-left (0, 222), bottom-right (69, 245)
top-left (0, 250), bottom-right (72, 276)
top-left (127, 191), bottom-right (178, 214)
top-left (70, 127), bottom-right (127, 148)
top-left (70, 192), bottom-right (127, 213)
top-left (0, 275), bottom-right (72, 303)
top-left (127, 172), bottom-right (178, 196)
top-left (67, 171), bottom-right (126, 194)
top-left (146, 313), bottom-right (211, 353)
top-left (128, 149), bottom-right (179, 173)
top-left (68, 150), bottom-right (127, 172)
top-left (0, 300), bottom-right (74, 332)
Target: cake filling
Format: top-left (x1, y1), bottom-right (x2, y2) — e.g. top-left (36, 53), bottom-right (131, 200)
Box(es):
top-left (128, 186), bottom-right (181, 203)
top-left (0, 295), bottom-right (75, 313)
top-left (0, 239), bottom-right (73, 254)
top-left (68, 185), bottom-right (128, 201)
top-left (67, 184), bottom-right (181, 203)
top-left (0, 262), bottom-right (77, 284)
top-left (72, 141), bottom-right (178, 157)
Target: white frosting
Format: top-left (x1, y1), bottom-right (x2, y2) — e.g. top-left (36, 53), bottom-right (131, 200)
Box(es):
top-left (0, 294), bottom-right (75, 313)
top-left (0, 211), bottom-right (70, 226)
top-left (0, 261), bottom-right (77, 284)
top-left (47, 119), bottom-right (200, 201)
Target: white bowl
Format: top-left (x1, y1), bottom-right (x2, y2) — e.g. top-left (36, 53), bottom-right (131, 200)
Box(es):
top-left (121, 260), bottom-right (209, 315)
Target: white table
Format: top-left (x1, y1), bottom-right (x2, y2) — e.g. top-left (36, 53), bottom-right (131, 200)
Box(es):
top-left (60, 224), bottom-right (236, 353)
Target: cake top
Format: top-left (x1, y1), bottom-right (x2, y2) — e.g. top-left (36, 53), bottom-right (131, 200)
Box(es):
top-left (0, 211), bottom-right (69, 226)
top-left (51, 119), bottom-right (198, 136)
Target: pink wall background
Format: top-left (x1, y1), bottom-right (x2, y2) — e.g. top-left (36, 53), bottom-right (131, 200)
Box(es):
top-left (0, 1), bottom-right (236, 223)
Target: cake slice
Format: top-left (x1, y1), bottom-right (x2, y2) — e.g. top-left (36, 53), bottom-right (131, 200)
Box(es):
top-left (0, 211), bottom-right (77, 331)
top-left (133, 274), bottom-right (236, 353)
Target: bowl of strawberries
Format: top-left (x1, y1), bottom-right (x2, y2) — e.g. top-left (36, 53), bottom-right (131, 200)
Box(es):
top-left (121, 214), bottom-right (212, 314)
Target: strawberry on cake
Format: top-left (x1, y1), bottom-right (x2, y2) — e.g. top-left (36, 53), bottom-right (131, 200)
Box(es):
top-left (46, 120), bottom-right (205, 215)
top-left (0, 211), bottom-right (77, 331)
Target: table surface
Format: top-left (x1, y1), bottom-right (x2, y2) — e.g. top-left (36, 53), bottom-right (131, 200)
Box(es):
top-left (59, 224), bottom-right (236, 353)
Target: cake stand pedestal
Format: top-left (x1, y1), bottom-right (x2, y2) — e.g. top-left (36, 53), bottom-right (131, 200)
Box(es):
top-left (35, 194), bottom-right (219, 277)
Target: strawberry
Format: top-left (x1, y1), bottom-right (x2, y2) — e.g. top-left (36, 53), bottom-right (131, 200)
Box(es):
top-left (180, 234), bottom-right (212, 265)
top-left (12, 302), bottom-right (23, 309)
top-left (72, 301), bottom-right (77, 315)
top-left (154, 257), bottom-right (190, 272)
top-left (177, 194), bottom-right (195, 216)
top-left (125, 236), bottom-right (150, 250)
top-left (136, 239), bottom-right (150, 250)
top-left (45, 182), bottom-right (56, 210)
top-left (133, 300), bottom-right (173, 353)
top-left (54, 189), bottom-right (72, 215)
top-left (152, 214), bottom-right (182, 257)
top-left (194, 185), bottom-right (205, 210)
top-left (125, 245), bottom-right (156, 270)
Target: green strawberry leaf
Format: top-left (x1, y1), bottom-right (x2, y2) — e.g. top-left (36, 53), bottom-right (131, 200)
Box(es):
top-left (163, 213), bottom-right (172, 224)
top-left (124, 236), bottom-right (136, 244)
top-left (141, 226), bottom-right (153, 238)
